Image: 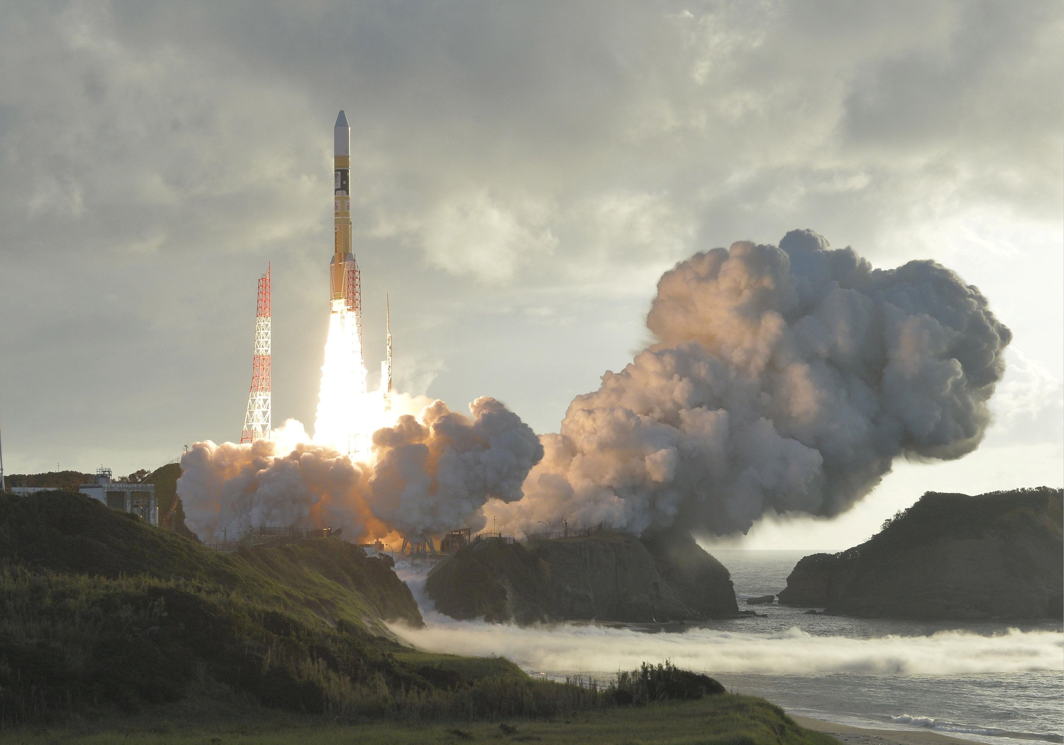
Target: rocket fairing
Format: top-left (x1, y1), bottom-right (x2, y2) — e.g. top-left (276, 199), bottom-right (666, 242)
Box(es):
top-left (331, 110), bottom-right (362, 327)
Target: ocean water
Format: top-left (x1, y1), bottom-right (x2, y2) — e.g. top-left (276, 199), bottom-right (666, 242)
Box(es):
top-left (710, 550), bottom-right (1064, 745)
top-left (392, 550), bottom-right (1064, 745)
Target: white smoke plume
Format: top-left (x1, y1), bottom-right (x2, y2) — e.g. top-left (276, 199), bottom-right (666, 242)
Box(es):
top-left (367, 397), bottom-right (545, 537)
top-left (485, 230), bottom-right (1011, 536)
top-left (178, 397), bottom-right (542, 543)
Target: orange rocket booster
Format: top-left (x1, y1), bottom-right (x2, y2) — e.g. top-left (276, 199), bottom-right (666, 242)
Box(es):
top-left (330, 110), bottom-right (363, 352)
top-left (330, 110), bottom-right (354, 304)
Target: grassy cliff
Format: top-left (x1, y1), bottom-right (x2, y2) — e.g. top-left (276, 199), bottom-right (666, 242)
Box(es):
top-left (0, 491), bottom-right (537, 725)
top-left (1, 491), bottom-right (839, 745)
top-left (779, 487), bottom-right (1063, 618)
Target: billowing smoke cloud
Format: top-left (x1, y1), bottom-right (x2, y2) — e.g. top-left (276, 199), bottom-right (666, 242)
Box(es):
top-left (367, 397), bottom-right (544, 537)
top-left (178, 397), bottom-right (541, 543)
top-left (486, 230), bottom-right (1011, 536)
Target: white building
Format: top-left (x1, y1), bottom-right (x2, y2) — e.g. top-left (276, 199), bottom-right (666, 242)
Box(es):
top-left (78, 468), bottom-right (158, 526)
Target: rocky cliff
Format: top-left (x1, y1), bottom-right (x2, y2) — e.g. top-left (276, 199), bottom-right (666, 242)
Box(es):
top-left (778, 487), bottom-right (1063, 619)
top-left (426, 531), bottom-right (738, 624)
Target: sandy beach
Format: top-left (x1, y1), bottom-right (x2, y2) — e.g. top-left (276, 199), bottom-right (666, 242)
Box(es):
top-left (794, 715), bottom-right (981, 745)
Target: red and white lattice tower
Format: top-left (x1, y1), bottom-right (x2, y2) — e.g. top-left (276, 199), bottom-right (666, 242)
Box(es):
top-left (240, 264), bottom-right (272, 443)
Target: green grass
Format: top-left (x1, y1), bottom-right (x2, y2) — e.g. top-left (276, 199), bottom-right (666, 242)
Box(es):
top-left (0, 491), bottom-right (842, 745)
top-left (0, 492), bottom-right (418, 724)
top-left (0, 694), bottom-right (841, 745)
top-left (0, 493), bottom-right (608, 726)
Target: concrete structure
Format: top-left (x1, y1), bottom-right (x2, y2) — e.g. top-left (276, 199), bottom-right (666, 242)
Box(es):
top-left (78, 468), bottom-right (158, 526)
top-left (401, 534), bottom-right (436, 555)
top-left (440, 528), bottom-right (471, 554)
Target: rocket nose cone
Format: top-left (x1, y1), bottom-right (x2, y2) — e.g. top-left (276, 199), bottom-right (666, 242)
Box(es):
top-left (335, 110), bottom-right (349, 129)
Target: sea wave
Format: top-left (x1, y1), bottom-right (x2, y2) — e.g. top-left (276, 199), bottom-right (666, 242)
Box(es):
top-left (389, 618), bottom-right (1064, 677)
top-left (890, 713), bottom-right (1063, 743)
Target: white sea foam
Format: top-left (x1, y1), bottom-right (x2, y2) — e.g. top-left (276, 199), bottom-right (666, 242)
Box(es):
top-left (388, 619), bottom-right (1064, 677)
top-left (889, 714), bottom-right (1063, 743)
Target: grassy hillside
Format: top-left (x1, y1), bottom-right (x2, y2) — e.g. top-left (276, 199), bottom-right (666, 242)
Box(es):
top-left (0, 491), bottom-right (571, 725)
top-left (0, 695), bottom-right (839, 745)
top-left (1, 491), bottom-right (840, 745)
top-left (143, 462), bottom-right (195, 537)
top-left (3, 470), bottom-right (93, 492)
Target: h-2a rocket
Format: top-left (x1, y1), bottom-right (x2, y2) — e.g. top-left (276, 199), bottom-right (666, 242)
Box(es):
top-left (330, 110), bottom-right (362, 325)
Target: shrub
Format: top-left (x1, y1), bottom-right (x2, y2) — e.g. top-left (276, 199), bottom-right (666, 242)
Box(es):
top-left (607, 661), bottom-right (724, 706)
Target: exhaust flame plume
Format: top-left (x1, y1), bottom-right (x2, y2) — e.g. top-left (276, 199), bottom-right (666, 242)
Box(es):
top-left (312, 300), bottom-right (384, 461)
top-left (177, 228), bottom-right (1010, 547)
top-left (178, 395), bottom-right (542, 545)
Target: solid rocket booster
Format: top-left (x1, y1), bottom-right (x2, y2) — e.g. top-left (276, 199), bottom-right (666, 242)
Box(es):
top-left (330, 110), bottom-right (357, 308)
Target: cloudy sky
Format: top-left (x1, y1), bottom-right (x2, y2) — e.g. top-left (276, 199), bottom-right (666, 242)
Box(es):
top-left (2, 0), bottom-right (1060, 546)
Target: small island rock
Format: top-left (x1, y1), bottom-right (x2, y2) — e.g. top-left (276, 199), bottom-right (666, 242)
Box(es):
top-left (426, 530), bottom-right (738, 624)
top-left (778, 488), bottom-right (1063, 619)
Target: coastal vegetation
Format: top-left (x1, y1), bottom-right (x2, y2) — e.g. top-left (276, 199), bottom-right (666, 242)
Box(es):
top-left (779, 487), bottom-right (1063, 618)
top-left (0, 490), bottom-right (840, 745)
top-left (0, 694), bottom-right (839, 745)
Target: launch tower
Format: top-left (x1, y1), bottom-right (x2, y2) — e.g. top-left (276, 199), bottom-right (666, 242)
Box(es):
top-left (240, 264), bottom-right (272, 443)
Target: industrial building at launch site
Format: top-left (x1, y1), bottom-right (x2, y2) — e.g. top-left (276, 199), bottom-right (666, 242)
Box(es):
top-left (10, 467), bottom-right (158, 526)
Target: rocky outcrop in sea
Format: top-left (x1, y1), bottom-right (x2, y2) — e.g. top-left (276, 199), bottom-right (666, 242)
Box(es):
top-left (426, 530), bottom-right (738, 624)
top-left (778, 487), bottom-right (1063, 619)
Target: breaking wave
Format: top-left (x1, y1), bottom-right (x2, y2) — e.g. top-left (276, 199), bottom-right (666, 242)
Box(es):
top-left (889, 714), bottom-right (1063, 743)
top-left (389, 620), bottom-right (1063, 677)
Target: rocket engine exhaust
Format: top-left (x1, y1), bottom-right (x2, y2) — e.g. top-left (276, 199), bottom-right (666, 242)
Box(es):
top-left (178, 110), bottom-right (545, 547)
top-left (314, 110), bottom-right (375, 458)
top-left (177, 112), bottom-right (1014, 550)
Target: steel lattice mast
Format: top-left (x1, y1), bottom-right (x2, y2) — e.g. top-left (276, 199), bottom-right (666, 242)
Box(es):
top-left (380, 294), bottom-right (394, 409)
top-left (240, 264), bottom-right (272, 443)
top-left (345, 259), bottom-right (363, 362)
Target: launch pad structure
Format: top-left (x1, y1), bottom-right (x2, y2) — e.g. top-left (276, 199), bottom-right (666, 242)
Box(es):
top-left (241, 265), bottom-right (272, 443)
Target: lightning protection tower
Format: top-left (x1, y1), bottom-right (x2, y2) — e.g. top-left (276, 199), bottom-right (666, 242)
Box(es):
top-left (380, 294), bottom-right (394, 409)
top-left (241, 264), bottom-right (272, 443)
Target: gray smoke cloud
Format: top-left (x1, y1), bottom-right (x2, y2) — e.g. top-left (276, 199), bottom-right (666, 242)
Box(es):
top-left (177, 397), bottom-right (541, 543)
top-left (367, 397), bottom-right (544, 537)
top-left (485, 230), bottom-right (1011, 536)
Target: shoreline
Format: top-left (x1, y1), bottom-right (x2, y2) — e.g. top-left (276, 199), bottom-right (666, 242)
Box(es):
top-left (794, 715), bottom-right (983, 745)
